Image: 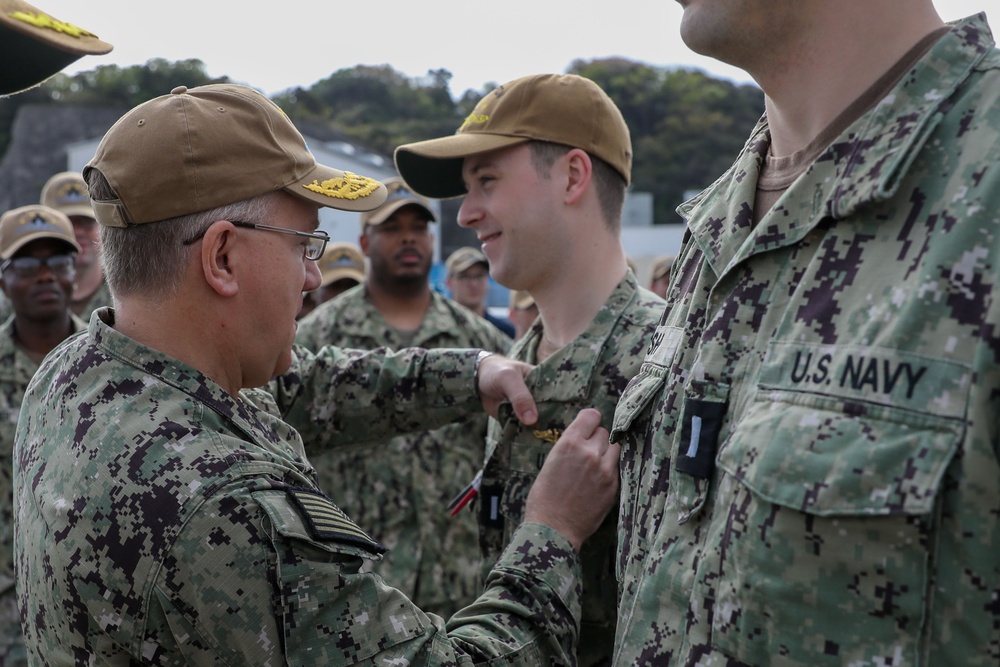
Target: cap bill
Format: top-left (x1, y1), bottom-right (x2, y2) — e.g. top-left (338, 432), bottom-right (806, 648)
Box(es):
top-left (285, 163), bottom-right (388, 212)
top-left (395, 133), bottom-right (529, 199)
top-left (0, 0), bottom-right (112, 94)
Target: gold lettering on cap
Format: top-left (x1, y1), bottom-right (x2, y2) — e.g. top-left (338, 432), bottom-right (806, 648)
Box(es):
top-left (11, 11), bottom-right (98, 39)
top-left (303, 172), bottom-right (381, 200)
top-left (458, 113), bottom-right (489, 132)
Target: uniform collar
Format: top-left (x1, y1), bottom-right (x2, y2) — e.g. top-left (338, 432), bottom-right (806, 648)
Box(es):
top-left (679, 13), bottom-right (995, 277)
top-left (507, 271), bottom-right (645, 405)
top-left (89, 307), bottom-right (288, 448)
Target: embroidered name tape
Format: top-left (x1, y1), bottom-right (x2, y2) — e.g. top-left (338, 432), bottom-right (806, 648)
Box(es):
top-left (288, 488), bottom-right (386, 554)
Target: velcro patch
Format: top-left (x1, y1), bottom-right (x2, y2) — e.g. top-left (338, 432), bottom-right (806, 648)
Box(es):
top-left (676, 398), bottom-right (727, 479)
top-left (287, 488), bottom-right (386, 554)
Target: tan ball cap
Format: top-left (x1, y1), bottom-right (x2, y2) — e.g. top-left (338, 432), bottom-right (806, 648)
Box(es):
top-left (40, 171), bottom-right (94, 219)
top-left (0, 0), bottom-right (112, 95)
top-left (316, 242), bottom-right (365, 287)
top-left (0, 204), bottom-right (81, 260)
top-left (84, 84), bottom-right (388, 227)
top-left (446, 246), bottom-right (488, 276)
top-left (395, 73), bottom-right (632, 199)
top-left (508, 289), bottom-right (535, 311)
top-left (651, 254), bottom-right (675, 281)
top-left (359, 177), bottom-right (436, 229)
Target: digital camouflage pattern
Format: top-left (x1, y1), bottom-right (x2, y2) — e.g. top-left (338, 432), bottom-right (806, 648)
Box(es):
top-left (14, 308), bottom-right (585, 664)
top-left (0, 314), bottom-right (85, 667)
top-left (479, 271), bottom-right (663, 667)
top-left (294, 285), bottom-right (511, 617)
top-left (610, 14), bottom-right (1000, 666)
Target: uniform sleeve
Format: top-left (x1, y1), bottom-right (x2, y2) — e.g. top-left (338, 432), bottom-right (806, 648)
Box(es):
top-left (146, 483), bottom-right (581, 665)
top-left (270, 343), bottom-right (485, 450)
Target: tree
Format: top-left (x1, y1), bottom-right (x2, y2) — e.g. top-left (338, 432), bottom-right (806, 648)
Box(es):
top-left (0, 59), bottom-right (228, 156)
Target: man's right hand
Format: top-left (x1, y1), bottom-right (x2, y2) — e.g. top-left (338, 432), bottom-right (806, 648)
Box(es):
top-left (524, 408), bottom-right (620, 552)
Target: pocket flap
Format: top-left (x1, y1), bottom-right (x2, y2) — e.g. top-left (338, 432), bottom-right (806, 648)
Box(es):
top-left (717, 391), bottom-right (962, 516)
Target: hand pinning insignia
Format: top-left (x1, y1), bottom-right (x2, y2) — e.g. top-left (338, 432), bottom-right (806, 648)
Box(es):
top-left (532, 428), bottom-right (561, 444)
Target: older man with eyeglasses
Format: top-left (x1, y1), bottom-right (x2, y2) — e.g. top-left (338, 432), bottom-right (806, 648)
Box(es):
top-left (0, 204), bottom-right (85, 666)
top-left (12, 83), bottom-right (621, 665)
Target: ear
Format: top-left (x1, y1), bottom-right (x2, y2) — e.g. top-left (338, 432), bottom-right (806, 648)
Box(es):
top-left (563, 148), bottom-right (593, 206)
top-left (359, 231), bottom-right (371, 256)
top-left (201, 220), bottom-right (240, 298)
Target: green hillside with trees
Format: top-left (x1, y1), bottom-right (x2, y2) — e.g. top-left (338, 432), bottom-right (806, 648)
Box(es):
top-left (0, 57), bottom-right (763, 224)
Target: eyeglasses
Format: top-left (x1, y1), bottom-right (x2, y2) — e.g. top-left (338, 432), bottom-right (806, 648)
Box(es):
top-left (183, 220), bottom-right (330, 261)
top-left (0, 254), bottom-right (76, 278)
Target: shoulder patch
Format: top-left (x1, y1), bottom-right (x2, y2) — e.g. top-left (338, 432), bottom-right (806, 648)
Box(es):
top-left (287, 488), bottom-right (387, 554)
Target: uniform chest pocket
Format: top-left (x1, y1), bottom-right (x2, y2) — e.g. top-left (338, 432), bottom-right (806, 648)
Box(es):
top-left (497, 435), bottom-right (555, 526)
top-left (708, 386), bottom-right (965, 665)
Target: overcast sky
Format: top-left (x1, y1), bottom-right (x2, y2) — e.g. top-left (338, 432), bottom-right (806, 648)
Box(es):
top-left (39, 1), bottom-right (991, 99)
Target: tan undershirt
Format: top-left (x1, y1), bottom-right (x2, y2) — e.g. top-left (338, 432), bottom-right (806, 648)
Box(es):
top-left (753, 27), bottom-right (950, 225)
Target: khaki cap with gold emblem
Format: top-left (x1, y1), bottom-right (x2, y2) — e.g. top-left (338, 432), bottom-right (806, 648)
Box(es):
top-left (84, 84), bottom-right (388, 227)
top-left (359, 177), bottom-right (436, 229)
top-left (40, 171), bottom-right (94, 219)
top-left (316, 242), bottom-right (365, 287)
top-left (0, 204), bottom-right (81, 260)
top-left (0, 0), bottom-right (112, 95)
top-left (445, 246), bottom-right (488, 276)
top-left (395, 73), bottom-right (632, 199)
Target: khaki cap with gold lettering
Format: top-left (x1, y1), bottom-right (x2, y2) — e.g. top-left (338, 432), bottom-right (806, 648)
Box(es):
top-left (40, 171), bottom-right (94, 219)
top-left (0, 205), bottom-right (81, 260)
top-left (0, 0), bottom-right (112, 95)
top-left (316, 242), bottom-right (365, 287)
top-left (84, 84), bottom-right (388, 227)
top-left (395, 73), bottom-right (631, 199)
top-left (359, 177), bottom-right (435, 229)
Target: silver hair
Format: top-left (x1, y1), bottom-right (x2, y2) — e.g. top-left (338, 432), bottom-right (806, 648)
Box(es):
top-left (98, 192), bottom-right (280, 301)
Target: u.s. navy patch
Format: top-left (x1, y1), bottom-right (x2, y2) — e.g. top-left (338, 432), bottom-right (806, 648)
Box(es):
top-left (287, 488), bottom-right (387, 554)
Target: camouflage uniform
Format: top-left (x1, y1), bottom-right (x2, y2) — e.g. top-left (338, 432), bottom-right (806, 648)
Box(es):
top-left (0, 315), bottom-right (85, 666)
top-left (295, 285), bottom-right (510, 617)
top-left (610, 15), bottom-right (1000, 666)
top-left (478, 271), bottom-right (663, 667)
top-left (15, 308), bottom-right (584, 665)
